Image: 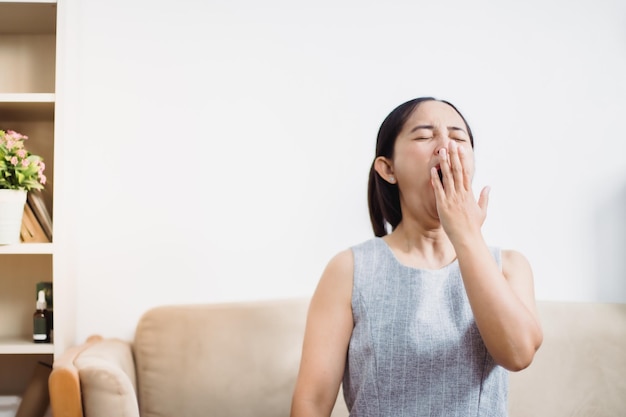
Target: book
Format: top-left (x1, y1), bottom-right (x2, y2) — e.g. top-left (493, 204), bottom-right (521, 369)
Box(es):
top-left (27, 191), bottom-right (52, 242)
top-left (20, 202), bottom-right (50, 243)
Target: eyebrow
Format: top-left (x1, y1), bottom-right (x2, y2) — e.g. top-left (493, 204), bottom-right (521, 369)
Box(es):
top-left (409, 124), bottom-right (468, 134)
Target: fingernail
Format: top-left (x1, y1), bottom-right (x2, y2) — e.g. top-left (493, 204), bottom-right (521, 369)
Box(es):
top-left (439, 148), bottom-right (447, 159)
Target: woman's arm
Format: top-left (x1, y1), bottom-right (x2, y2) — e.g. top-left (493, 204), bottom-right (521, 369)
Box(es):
top-left (454, 242), bottom-right (543, 371)
top-left (433, 140), bottom-right (543, 371)
top-left (290, 249), bottom-right (354, 417)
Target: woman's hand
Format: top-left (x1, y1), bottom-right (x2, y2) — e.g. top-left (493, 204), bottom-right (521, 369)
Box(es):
top-left (431, 141), bottom-right (542, 370)
top-left (430, 140), bottom-right (490, 243)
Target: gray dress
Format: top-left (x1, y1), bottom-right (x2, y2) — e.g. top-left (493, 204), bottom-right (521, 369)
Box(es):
top-left (342, 238), bottom-right (508, 417)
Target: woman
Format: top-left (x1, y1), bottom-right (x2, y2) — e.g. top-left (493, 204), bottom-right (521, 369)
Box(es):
top-left (290, 97), bottom-right (543, 417)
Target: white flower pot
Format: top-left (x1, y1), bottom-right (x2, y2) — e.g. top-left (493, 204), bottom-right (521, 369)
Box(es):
top-left (0, 189), bottom-right (27, 245)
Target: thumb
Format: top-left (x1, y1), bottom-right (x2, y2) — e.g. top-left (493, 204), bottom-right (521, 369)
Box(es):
top-left (478, 186), bottom-right (490, 217)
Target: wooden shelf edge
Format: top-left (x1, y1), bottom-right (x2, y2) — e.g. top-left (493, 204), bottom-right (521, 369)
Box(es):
top-left (0, 337), bottom-right (54, 355)
top-left (0, 93), bottom-right (55, 103)
top-left (0, 242), bottom-right (54, 254)
top-left (0, 1), bottom-right (56, 4)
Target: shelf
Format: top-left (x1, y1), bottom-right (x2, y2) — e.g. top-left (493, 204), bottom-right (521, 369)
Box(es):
top-left (0, 337), bottom-right (54, 355)
top-left (0, 243), bottom-right (53, 254)
top-left (0, 93), bottom-right (55, 103)
top-left (0, 0), bottom-right (61, 395)
top-left (0, 94), bottom-right (55, 120)
top-left (0, 94), bottom-right (54, 121)
top-left (0, 2), bottom-right (57, 35)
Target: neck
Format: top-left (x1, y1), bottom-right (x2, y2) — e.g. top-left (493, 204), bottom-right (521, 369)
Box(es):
top-left (383, 220), bottom-right (456, 270)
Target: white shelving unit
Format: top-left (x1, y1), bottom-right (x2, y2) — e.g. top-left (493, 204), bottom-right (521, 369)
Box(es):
top-left (0, 338), bottom-right (55, 355)
top-left (0, 0), bottom-right (66, 396)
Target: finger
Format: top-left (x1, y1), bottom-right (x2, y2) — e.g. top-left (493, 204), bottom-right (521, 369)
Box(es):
top-left (457, 144), bottom-right (472, 190)
top-left (438, 147), bottom-right (454, 191)
top-left (478, 185), bottom-right (491, 218)
top-left (431, 167), bottom-right (445, 201)
top-left (448, 141), bottom-right (464, 192)
top-left (431, 166), bottom-right (442, 191)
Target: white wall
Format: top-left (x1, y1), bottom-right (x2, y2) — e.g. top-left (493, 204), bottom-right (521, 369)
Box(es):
top-left (61, 0), bottom-right (626, 342)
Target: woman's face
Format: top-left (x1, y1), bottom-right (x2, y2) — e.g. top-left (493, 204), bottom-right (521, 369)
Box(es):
top-left (385, 100), bottom-right (475, 215)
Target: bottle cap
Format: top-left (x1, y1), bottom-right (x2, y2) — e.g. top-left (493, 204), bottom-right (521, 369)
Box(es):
top-left (36, 290), bottom-right (47, 310)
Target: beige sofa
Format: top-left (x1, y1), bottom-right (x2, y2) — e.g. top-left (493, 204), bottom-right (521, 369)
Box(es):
top-left (48, 299), bottom-right (626, 417)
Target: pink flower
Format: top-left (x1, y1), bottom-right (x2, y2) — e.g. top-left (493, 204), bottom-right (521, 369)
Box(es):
top-left (1, 129), bottom-right (45, 190)
top-left (6, 130), bottom-right (27, 141)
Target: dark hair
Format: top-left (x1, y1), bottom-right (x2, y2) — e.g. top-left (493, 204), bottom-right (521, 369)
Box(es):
top-left (367, 97), bottom-right (475, 237)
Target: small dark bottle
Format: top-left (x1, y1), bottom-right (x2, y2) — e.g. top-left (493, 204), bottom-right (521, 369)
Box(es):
top-left (33, 289), bottom-right (50, 343)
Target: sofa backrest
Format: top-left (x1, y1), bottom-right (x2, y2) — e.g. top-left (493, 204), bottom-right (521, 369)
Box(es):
top-left (509, 301), bottom-right (626, 417)
top-left (133, 297), bottom-right (349, 417)
top-left (129, 298), bottom-right (626, 417)
top-left (49, 297), bottom-right (626, 417)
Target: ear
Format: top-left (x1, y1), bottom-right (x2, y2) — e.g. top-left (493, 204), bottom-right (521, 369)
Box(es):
top-left (374, 156), bottom-right (396, 184)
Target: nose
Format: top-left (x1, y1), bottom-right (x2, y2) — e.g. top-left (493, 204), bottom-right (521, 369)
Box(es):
top-left (433, 135), bottom-right (452, 157)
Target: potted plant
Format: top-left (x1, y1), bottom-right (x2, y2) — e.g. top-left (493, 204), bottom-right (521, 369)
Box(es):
top-left (0, 129), bottom-right (46, 244)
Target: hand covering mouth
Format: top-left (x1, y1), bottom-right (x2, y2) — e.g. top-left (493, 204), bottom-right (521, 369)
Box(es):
top-left (436, 165), bottom-right (443, 183)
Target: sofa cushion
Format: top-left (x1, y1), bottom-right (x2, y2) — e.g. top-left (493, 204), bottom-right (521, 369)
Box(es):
top-left (509, 301), bottom-right (626, 417)
top-left (133, 298), bottom-right (311, 417)
top-left (75, 338), bottom-right (139, 417)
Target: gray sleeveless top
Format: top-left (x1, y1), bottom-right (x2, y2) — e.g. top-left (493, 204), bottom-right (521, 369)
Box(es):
top-left (343, 237), bottom-right (508, 417)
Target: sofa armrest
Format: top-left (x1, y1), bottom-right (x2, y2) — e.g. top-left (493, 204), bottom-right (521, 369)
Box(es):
top-left (49, 335), bottom-right (103, 417)
top-left (50, 335), bottom-right (140, 417)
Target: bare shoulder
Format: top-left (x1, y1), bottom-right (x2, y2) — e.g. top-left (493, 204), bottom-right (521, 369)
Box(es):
top-left (501, 249), bottom-right (538, 313)
top-left (315, 248), bottom-right (354, 303)
top-left (501, 249), bottom-right (532, 278)
top-left (306, 248), bottom-right (354, 351)
top-left (324, 248), bottom-right (354, 277)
